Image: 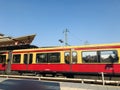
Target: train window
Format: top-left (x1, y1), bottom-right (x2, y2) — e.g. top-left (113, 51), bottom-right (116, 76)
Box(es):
top-left (82, 51), bottom-right (98, 63)
top-left (36, 53), bottom-right (60, 63)
top-left (48, 53), bottom-right (60, 63)
top-left (100, 50), bottom-right (118, 63)
top-left (72, 52), bottom-right (77, 63)
top-left (13, 54), bottom-right (21, 63)
top-left (65, 52), bottom-right (70, 64)
top-left (36, 53), bottom-right (47, 63)
top-left (0, 55), bottom-right (6, 63)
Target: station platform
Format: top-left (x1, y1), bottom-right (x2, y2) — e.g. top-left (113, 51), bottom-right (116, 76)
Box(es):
top-left (0, 78), bottom-right (119, 90)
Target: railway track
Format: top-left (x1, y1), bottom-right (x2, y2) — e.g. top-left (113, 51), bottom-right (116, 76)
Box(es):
top-left (0, 74), bottom-right (120, 86)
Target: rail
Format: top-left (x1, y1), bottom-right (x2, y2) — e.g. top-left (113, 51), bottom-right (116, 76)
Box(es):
top-left (0, 74), bottom-right (120, 86)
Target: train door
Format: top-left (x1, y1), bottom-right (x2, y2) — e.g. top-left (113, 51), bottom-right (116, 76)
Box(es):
top-left (23, 53), bottom-right (33, 71)
top-left (64, 49), bottom-right (77, 72)
top-left (71, 51), bottom-right (77, 64)
top-left (64, 51), bottom-right (77, 63)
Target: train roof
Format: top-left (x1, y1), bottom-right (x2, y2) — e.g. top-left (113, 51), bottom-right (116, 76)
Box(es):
top-left (39, 42), bottom-right (120, 48)
top-left (12, 42), bottom-right (120, 52)
top-left (1, 42), bottom-right (120, 52)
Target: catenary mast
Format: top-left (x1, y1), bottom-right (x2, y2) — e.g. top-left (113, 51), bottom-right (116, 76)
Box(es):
top-left (63, 29), bottom-right (69, 46)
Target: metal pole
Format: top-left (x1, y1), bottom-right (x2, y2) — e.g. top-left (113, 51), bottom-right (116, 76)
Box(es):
top-left (101, 72), bottom-right (105, 85)
top-left (70, 49), bottom-right (74, 72)
top-left (70, 48), bottom-right (73, 64)
top-left (5, 50), bottom-right (12, 74)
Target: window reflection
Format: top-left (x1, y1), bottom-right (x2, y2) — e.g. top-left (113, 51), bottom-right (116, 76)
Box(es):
top-left (82, 50), bottom-right (118, 63)
top-left (100, 51), bottom-right (118, 63)
top-left (82, 51), bottom-right (98, 63)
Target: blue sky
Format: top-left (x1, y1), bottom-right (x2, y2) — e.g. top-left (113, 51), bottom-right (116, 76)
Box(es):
top-left (0, 0), bottom-right (120, 46)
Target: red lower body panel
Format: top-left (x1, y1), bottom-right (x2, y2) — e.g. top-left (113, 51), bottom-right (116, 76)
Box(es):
top-left (11, 64), bottom-right (71, 72)
top-left (9, 64), bottom-right (120, 74)
top-left (0, 64), bottom-right (6, 71)
top-left (72, 64), bottom-right (120, 74)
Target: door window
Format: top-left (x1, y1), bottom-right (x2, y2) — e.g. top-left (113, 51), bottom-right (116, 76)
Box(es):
top-left (64, 52), bottom-right (70, 64)
top-left (72, 52), bottom-right (77, 63)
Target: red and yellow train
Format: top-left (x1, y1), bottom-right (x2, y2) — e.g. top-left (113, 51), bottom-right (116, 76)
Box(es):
top-left (0, 43), bottom-right (120, 79)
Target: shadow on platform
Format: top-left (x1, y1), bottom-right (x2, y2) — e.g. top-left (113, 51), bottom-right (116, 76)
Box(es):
top-left (0, 79), bottom-right (60, 90)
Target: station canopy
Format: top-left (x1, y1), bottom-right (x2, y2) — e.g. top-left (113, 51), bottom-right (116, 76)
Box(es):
top-left (0, 33), bottom-right (37, 50)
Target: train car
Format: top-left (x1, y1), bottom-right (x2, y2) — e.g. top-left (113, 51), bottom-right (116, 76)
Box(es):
top-left (0, 43), bottom-right (120, 79)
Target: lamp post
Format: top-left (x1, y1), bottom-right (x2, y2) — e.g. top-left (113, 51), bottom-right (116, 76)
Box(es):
top-left (59, 39), bottom-right (64, 46)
